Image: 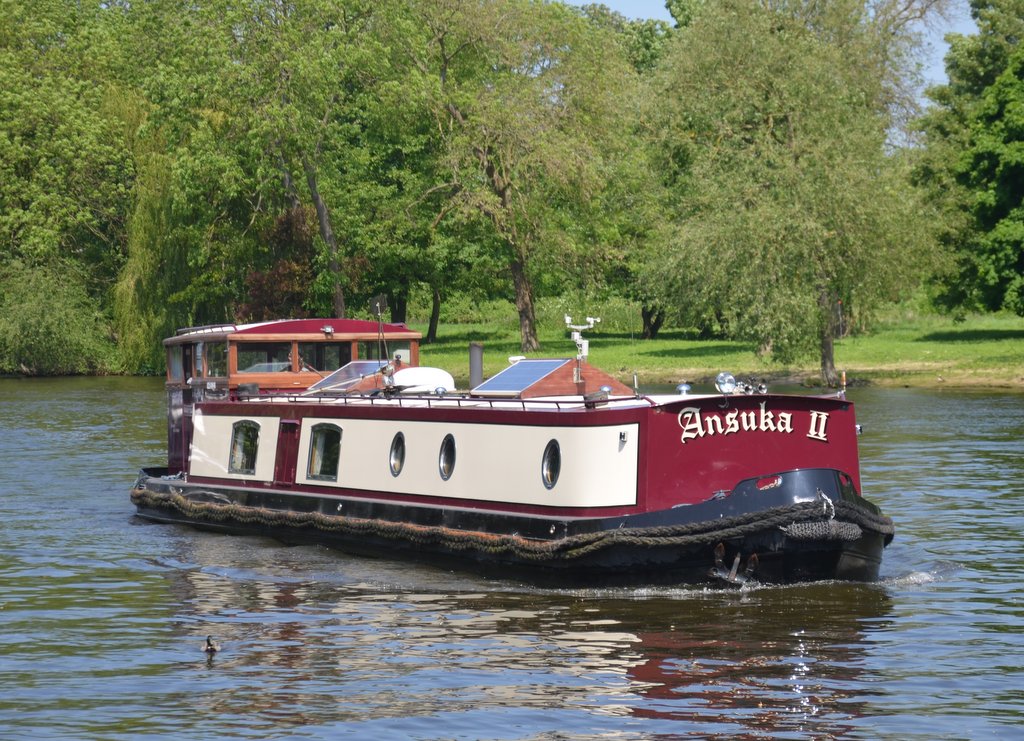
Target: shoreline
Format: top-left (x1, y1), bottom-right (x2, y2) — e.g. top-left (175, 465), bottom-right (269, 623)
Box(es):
top-left (2, 365), bottom-right (1022, 392)
top-left (627, 368), bottom-right (1024, 391)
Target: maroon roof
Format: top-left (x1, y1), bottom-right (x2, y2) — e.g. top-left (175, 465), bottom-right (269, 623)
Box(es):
top-left (232, 318), bottom-right (414, 335)
top-left (166, 318), bottom-right (419, 345)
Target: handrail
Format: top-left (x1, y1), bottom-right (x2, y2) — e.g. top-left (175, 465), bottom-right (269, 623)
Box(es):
top-left (235, 390), bottom-right (652, 411)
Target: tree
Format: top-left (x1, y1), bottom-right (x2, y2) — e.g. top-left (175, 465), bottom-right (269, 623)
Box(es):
top-left (109, 0), bottom-right (265, 370)
top-left (211, 0), bottom-right (389, 319)
top-left (645, 0), bottom-right (936, 384)
top-left (916, 0), bottom-right (1024, 315)
top-left (0, 0), bottom-right (133, 290)
top-left (577, 3), bottom-right (673, 72)
top-left (395, 0), bottom-right (636, 352)
top-left (575, 4), bottom-right (675, 339)
top-left (958, 45), bottom-right (1024, 315)
top-left (665, 0), bottom-right (707, 27)
top-left (0, 1), bottom-right (136, 372)
top-left (112, 0), bottom-right (403, 361)
top-left (0, 261), bottom-right (114, 375)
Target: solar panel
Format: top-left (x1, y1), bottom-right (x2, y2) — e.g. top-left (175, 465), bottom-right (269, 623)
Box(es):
top-left (472, 359), bottom-right (570, 394)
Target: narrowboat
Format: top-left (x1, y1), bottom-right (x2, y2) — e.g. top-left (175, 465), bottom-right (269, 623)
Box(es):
top-left (130, 315), bottom-right (893, 586)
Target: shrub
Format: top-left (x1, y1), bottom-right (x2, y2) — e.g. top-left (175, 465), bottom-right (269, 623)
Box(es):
top-left (0, 261), bottom-right (115, 375)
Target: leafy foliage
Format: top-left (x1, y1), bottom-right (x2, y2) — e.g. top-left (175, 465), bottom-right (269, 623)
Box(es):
top-left (0, 0), bottom-right (132, 281)
top-left (917, 0), bottom-right (1024, 316)
top-left (393, 0), bottom-right (639, 351)
top-left (0, 0), bottom-right (965, 376)
top-left (644, 0), bottom-right (937, 383)
top-left (0, 261), bottom-right (115, 375)
top-left (962, 45), bottom-right (1024, 314)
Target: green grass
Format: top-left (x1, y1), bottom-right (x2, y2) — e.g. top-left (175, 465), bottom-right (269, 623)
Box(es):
top-left (412, 311), bottom-right (1024, 389)
top-left (836, 312), bottom-right (1024, 387)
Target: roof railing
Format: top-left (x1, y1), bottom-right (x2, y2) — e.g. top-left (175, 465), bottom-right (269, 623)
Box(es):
top-left (176, 323), bottom-right (238, 336)
top-left (235, 390), bottom-right (648, 411)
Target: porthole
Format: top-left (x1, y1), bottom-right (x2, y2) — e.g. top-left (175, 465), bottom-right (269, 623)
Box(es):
top-left (541, 439), bottom-right (561, 489)
top-left (438, 433), bottom-right (456, 481)
top-left (389, 432), bottom-right (406, 477)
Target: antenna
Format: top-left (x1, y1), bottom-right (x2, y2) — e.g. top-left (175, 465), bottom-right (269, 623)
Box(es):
top-left (564, 314), bottom-right (600, 385)
top-left (369, 294), bottom-right (390, 364)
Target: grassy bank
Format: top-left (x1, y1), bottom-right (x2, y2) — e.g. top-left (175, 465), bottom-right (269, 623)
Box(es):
top-left (413, 311), bottom-right (1024, 390)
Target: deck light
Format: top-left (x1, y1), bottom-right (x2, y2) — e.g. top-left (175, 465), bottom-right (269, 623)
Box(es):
top-left (715, 372), bottom-right (737, 395)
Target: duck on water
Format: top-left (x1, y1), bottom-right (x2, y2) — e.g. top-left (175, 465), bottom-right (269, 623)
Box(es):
top-left (130, 312), bottom-right (894, 587)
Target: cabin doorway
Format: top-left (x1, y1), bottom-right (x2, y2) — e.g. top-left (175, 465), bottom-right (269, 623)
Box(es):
top-left (274, 420), bottom-right (301, 486)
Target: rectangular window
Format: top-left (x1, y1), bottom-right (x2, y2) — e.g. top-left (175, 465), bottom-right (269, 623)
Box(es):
top-left (298, 342), bottom-right (352, 372)
top-left (167, 347), bottom-right (184, 382)
top-left (358, 341), bottom-right (411, 364)
top-left (206, 342), bottom-right (228, 377)
top-left (229, 420), bottom-right (260, 475)
top-left (237, 342), bottom-right (292, 373)
top-left (307, 423), bottom-right (342, 481)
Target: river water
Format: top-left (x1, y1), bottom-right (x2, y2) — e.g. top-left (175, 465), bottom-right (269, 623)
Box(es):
top-left (1, 377), bottom-right (1021, 739)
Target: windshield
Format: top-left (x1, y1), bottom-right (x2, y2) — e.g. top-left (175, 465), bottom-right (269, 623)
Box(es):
top-left (305, 360), bottom-right (388, 393)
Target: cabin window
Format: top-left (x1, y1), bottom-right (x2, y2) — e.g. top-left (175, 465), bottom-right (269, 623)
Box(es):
top-left (228, 420), bottom-right (260, 475)
top-left (308, 424), bottom-right (342, 481)
top-left (183, 344), bottom-right (195, 379)
top-left (358, 341), bottom-right (411, 365)
top-left (299, 342), bottom-right (352, 372)
top-left (389, 432), bottom-right (406, 477)
top-left (167, 346), bottom-right (184, 382)
top-left (438, 433), bottom-right (456, 481)
top-left (541, 439), bottom-right (561, 490)
top-left (237, 342), bottom-right (292, 373)
top-left (194, 342), bottom-right (205, 377)
top-left (206, 342), bottom-right (228, 377)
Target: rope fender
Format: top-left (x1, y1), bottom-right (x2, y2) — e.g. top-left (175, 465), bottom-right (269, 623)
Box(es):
top-left (783, 519), bottom-right (863, 542)
top-left (131, 486), bottom-right (894, 561)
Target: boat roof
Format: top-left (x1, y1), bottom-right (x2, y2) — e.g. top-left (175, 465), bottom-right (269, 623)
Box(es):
top-left (471, 359), bottom-right (572, 395)
top-left (469, 358), bottom-right (634, 399)
top-left (164, 318), bottom-right (420, 345)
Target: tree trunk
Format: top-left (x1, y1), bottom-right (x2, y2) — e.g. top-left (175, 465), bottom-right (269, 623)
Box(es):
top-left (279, 154), bottom-right (302, 210)
top-left (426, 285), bottom-right (441, 344)
top-left (641, 305), bottom-right (664, 340)
top-left (442, 89), bottom-right (541, 351)
top-left (389, 292), bottom-right (407, 324)
top-left (819, 290), bottom-right (839, 387)
top-left (509, 253), bottom-right (540, 352)
top-left (303, 158), bottom-right (345, 317)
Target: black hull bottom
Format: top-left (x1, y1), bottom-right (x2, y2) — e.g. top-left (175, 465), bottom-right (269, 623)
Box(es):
top-left (131, 467), bottom-right (893, 587)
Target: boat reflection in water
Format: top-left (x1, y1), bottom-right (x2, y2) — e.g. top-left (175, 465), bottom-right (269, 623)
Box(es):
top-left (169, 528), bottom-right (893, 737)
top-left (619, 584), bottom-right (893, 734)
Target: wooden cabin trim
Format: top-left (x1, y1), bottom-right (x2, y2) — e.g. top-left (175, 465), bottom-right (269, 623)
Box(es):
top-left (164, 319), bottom-right (422, 390)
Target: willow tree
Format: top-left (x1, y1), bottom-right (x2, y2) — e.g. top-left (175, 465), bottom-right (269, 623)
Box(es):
top-left (395, 0), bottom-right (635, 351)
top-left (646, 0), bottom-right (937, 385)
top-left (111, 0), bottom-right (258, 369)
